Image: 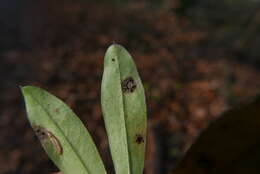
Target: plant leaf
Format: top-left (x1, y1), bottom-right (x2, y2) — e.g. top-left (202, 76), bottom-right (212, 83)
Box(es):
top-left (22, 86), bottom-right (107, 174)
top-left (101, 44), bottom-right (147, 174)
top-left (173, 97), bottom-right (260, 174)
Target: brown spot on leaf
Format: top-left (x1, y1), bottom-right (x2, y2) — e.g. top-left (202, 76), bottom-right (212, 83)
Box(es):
top-left (48, 131), bottom-right (63, 155)
top-left (32, 125), bottom-right (63, 155)
top-left (135, 134), bottom-right (144, 144)
top-left (122, 77), bottom-right (137, 93)
top-left (33, 125), bottom-right (48, 140)
top-left (54, 108), bottom-right (60, 113)
top-left (112, 58), bottom-right (115, 62)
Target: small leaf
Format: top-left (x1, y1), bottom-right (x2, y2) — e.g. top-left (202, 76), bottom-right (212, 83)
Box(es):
top-left (101, 44), bottom-right (147, 174)
top-left (173, 97), bottom-right (260, 174)
top-left (22, 86), bottom-right (107, 174)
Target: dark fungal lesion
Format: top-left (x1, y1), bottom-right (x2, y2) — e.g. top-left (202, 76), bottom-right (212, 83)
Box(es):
top-left (112, 58), bottom-right (115, 62)
top-left (32, 125), bottom-right (63, 155)
top-left (135, 134), bottom-right (144, 144)
top-left (33, 125), bottom-right (48, 140)
top-left (122, 77), bottom-right (137, 93)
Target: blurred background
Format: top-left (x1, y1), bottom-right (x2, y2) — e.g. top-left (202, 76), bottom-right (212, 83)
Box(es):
top-left (1, 0), bottom-right (260, 173)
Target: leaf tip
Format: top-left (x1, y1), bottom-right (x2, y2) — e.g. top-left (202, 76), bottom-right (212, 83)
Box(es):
top-left (104, 44), bottom-right (130, 65)
top-left (21, 85), bottom-right (37, 96)
top-left (106, 43), bottom-right (126, 54)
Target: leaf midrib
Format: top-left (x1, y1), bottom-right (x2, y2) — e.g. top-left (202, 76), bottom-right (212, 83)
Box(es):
top-left (28, 91), bottom-right (91, 174)
top-left (115, 49), bottom-right (132, 174)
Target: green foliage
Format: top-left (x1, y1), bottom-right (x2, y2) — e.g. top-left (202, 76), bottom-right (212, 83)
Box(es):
top-left (21, 44), bottom-right (147, 174)
top-left (101, 44), bottom-right (147, 174)
top-left (22, 43), bottom-right (260, 174)
top-left (21, 86), bottom-right (107, 174)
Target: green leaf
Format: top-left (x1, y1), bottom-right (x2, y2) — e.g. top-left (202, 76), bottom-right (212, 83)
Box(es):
top-left (101, 44), bottom-right (147, 174)
top-left (173, 97), bottom-right (260, 174)
top-left (21, 86), bottom-right (107, 174)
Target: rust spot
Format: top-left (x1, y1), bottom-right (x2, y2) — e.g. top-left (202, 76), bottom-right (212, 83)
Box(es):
top-left (122, 77), bottom-right (137, 93)
top-left (32, 125), bottom-right (63, 155)
top-left (135, 134), bottom-right (144, 144)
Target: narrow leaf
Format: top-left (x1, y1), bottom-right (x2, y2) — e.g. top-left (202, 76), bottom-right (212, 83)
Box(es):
top-left (22, 86), bottom-right (107, 174)
top-left (173, 97), bottom-right (260, 174)
top-left (101, 44), bottom-right (147, 174)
